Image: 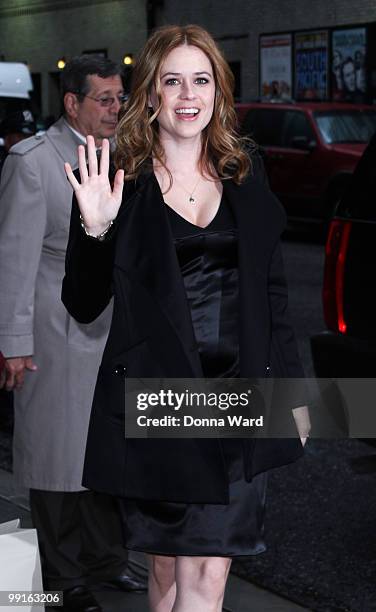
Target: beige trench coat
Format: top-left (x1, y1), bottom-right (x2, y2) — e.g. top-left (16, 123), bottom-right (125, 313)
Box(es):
top-left (0, 117), bottom-right (112, 490)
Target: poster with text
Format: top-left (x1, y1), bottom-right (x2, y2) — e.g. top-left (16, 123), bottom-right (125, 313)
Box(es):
top-left (295, 30), bottom-right (328, 100)
top-left (260, 34), bottom-right (292, 100)
top-left (332, 28), bottom-right (366, 102)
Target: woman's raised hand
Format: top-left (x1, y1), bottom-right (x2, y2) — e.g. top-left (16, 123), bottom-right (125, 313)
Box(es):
top-left (64, 135), bottom-right (124, 235)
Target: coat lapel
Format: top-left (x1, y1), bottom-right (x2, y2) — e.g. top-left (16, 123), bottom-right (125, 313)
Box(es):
top-left (45, 117), bottom-right (83, 169)
top-left (115, 172), bottom-right (203, 377)
top-left (223, 175), bottom-right (284, 376)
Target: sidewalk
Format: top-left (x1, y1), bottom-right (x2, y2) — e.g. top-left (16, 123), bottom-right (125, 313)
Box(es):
top-left (0, 468), bottom-right (308, 612)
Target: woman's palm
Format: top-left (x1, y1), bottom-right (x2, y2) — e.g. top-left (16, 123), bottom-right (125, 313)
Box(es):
top-left (65, 135), bottom-right (124, 233)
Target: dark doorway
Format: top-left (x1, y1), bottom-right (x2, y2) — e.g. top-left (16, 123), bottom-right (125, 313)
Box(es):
top-left (229, 61), bottom-right (242, 101)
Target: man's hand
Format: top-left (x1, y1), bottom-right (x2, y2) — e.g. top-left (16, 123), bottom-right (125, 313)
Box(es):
top-left (1, 356), bottom-right (38, 391)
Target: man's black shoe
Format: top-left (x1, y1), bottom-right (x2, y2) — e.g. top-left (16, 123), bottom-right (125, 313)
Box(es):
top-left (62, 586), bottom-right (102, 612)
top-left (101, 572), bottom-right (147, 592)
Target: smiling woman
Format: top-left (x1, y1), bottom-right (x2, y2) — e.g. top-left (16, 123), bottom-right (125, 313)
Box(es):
top-left (63, 23), bottom-right (309, 612)
top-left (115, 25), bottom-right (252, 186)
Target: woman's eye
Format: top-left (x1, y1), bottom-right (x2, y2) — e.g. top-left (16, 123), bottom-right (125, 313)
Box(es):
top-left (195, 77), bottom-right (209, 84)
top-left (165, 78), bottom-right (180, 86)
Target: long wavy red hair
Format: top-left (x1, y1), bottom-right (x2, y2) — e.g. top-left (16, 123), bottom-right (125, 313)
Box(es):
top-left (115, 24), bottom-right (254, 183)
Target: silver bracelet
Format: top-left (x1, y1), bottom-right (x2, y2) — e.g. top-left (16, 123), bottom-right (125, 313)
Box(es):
top-left (80, 214), bottom-right (114, 241)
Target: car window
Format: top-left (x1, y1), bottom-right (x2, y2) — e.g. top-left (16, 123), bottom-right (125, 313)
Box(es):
top-left (337, 132), bottom-right (376, 221)
top-left (281, 111), bottom-right (316, 147)
top-left (314, 111), bottom-right (376, 144)
top-left (0, 97), bottom-right (30, 122)
top-left (242, 109), bottom-right (285, 146)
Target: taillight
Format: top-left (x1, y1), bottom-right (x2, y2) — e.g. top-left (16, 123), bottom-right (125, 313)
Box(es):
top-left (323, 220), bottom-right (352, 334)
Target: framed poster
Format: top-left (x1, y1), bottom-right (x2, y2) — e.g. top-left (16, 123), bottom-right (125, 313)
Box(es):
top-left (331, 28), bottom-right (366, 102)
top-left (294, 30), bottom-right (328, 100)
top-left (260, 34), bottom-right (292, 100)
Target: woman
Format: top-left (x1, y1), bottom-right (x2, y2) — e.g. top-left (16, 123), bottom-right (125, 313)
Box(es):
top-left (63, 24), bottom-right (310, 612)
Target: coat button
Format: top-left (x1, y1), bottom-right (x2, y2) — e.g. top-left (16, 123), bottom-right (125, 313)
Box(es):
top-left (114, 364), bottom-right (127, 376)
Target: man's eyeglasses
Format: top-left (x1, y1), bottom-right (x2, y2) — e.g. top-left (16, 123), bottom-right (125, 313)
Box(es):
top-left (74, 92), bottom-right (128, 107)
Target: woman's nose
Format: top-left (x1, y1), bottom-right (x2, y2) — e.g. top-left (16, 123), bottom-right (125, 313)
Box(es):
top-left (180, 79), bottom-right (195, 99)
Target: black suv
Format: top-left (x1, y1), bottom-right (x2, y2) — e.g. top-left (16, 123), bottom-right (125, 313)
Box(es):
top-left (310, 131), bottom-right (376, 377)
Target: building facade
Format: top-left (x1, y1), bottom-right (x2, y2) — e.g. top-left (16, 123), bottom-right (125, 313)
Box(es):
top-left (1, 0), bottom-right (376, 117)
top-left (0, 0), bottom-right (147, 117)
top-left (154, 0), bottom-right (376, 103)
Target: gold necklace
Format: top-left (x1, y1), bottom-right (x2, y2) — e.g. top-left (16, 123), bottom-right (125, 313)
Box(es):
top-left (173, 174), bottom-right (201, 204)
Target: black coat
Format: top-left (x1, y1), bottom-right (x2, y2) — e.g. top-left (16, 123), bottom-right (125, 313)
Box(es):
top-left (62, 155), bottom-right (304, 504)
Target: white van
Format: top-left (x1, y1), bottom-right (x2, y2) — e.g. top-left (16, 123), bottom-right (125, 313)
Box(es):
top-left (0, 62), bottom-right (33, 146)
top-left (0, 62), bottom-right (33, 99)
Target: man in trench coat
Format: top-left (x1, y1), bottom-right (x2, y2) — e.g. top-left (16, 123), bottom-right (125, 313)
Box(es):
top-left (0, 56), bottom-right (145, 610)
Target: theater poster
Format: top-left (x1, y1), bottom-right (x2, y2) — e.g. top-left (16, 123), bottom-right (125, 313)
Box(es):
top-left (260, 34), bottom-right (292, 100)
top-left (294, 30), bottom-right (328, 100)
top-left (331, 27), bottom-right (367, 102)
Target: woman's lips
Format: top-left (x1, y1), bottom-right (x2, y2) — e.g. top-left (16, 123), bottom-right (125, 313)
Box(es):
top-left (175, 107), bottom-right (200, 120)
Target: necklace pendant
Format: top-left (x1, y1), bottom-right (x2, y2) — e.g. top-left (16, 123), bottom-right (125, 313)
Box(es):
top-left (189, 196), bottom-right (195, 203)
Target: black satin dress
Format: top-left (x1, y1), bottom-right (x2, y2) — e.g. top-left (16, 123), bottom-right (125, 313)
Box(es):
top-left (119, 193), bottom-right (267, 557)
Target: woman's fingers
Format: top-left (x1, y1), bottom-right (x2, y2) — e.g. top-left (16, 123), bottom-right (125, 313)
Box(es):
top-left (86, 135), bottom-right (98, 176)
top-left (99, 138), bottom-right (110, 176)
top-left (66, 138), bottom-right (122, 220)
top-left (112, 169), bottom-right (125, 202)
top-left (78, 144), bottom-right (89, 183)
top-left (64, 162), bottom-right (81, 191)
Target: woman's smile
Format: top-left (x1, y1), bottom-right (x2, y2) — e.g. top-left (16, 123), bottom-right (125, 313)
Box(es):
top-left (174, 106), bottom-right (201, 120)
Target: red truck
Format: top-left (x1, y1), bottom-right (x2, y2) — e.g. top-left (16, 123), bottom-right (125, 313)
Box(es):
top-left (237, 101), bottom-right (376, 223)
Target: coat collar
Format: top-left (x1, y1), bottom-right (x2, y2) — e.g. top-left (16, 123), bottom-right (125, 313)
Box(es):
top-left (45, 116), bottom-right (83, 169)
top-left (115, 167), bottom-right (285, 377)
